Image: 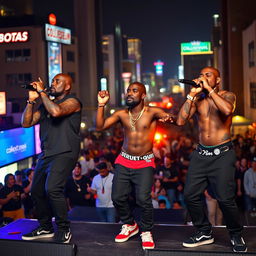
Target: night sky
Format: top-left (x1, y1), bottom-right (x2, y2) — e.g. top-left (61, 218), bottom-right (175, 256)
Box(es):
top-left (102, 0), bottom-right (220, 80)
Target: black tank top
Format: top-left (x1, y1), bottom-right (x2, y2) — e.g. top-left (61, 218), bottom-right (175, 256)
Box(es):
top-left (39, 94), bottom-right (82, 158)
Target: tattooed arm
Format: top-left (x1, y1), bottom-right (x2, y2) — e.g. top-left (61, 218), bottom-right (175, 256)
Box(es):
top-left (209, 91), bottom-right (236, 116)
top-left (176, 99), bottom-right (197, 126)
top-left (21, 90), bottom-right (41, 127)
top-left (40, 93), bottom-right (81, 117)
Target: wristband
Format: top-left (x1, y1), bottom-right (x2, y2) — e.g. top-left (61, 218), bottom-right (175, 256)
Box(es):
top-left (209, 89), bottom-right (215, 95)
top-left (186, 94), bottom-right (194, 102)
top-left (27, 100), bottom-right (36, 105)
top-left (37, 89), bottom-right (46, 94)
top-left (98, 104), bottom-right (106, 107)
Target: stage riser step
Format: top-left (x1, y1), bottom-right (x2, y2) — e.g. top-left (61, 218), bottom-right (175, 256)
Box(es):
top-left (0, 239), bottom-right (77, 256)
top-left (145, 249), bottom-right (255, 256)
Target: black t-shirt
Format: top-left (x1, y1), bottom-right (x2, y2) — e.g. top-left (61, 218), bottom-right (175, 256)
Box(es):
top-left (0, 184), bottom-right (24, 211)
top-left (160, 164), bottom-right (179, 190)
top-left (65, 176), bottom-right (94, 207)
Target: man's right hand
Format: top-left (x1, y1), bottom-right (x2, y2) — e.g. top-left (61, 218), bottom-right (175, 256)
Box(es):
top-left (189, 79), bottom-right (203, 97)
top-left (28, 90), bottom-right (40, 102)
top-left (98, 90), bottom-right (110, 106)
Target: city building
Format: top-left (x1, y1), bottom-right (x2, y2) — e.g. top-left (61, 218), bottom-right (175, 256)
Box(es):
top-left (221, 0), bottom-right (256, 115)
top-left (127, 38), bottom-right (142, 82)
top-left (242, 20), bottom-right (256, 122)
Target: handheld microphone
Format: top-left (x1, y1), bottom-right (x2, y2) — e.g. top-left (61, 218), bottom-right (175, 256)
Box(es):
top-left (178, 79), bottom-right (201, 88)
top-left (21, 84), bottom-right (51, 94)
top-left (20, 84), bottom-right (37, 91)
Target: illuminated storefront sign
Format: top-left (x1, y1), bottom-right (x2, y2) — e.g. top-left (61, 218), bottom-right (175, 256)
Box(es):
top-left (0, 31), bottom-right (29, 44)
top-left (45, 24), bottom-right (71, 45)
top-left (0, 92), bottom-right (6, 115)
top-left (181, 41), bottom-right (213, 55)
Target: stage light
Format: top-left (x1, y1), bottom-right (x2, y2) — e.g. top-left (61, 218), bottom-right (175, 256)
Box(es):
top-left (154, 132), bottom-right (163, 142)
top-left (80, 122), bottom-right (86, 129)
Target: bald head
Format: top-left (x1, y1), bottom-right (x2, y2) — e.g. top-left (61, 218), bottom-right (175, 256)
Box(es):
top-left (60, 73), bottom-right (73, 90)
top-left (201, 67), bottom-right (220, 77)
top-left (130, 82), bottom-right (146, 94)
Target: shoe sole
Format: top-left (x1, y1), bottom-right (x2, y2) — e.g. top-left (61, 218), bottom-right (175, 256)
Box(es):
top-left (142, 245), bottom-right (155, 250)
top-left (115, 228), bottom-right (139, 242)
top-left (231, 240), bottom-right (247, 253)
top-left (233, 248), bottom-right (247, 253)
top-left (183, 238), bottom-right (214, 248)
top-left (22, 233), bottom-right (54, 240)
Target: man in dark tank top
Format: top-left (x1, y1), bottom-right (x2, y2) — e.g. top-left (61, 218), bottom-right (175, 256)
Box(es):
top-left (21, 73), bottom-right (82, 243)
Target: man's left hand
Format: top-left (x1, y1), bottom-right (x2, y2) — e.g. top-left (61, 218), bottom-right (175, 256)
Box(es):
top-left (159, 114), bottom-right (174, 123)
top-left (31, 77), bottom-right (45, 92)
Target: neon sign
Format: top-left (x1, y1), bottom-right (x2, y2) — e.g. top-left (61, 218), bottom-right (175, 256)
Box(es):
top-left (181, 41), bottom-right (213, 55)
top-left (0, 31), bottom-right (29, 44)
top-left (154, 60), bottom-right (164, 75)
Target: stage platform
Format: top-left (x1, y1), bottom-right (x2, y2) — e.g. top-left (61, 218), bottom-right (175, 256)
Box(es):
top-left (0, 219), bottom-right (255, 256)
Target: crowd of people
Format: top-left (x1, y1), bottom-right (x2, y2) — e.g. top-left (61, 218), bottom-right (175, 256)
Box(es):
top-left (1, 130), bottom-right (255, 225)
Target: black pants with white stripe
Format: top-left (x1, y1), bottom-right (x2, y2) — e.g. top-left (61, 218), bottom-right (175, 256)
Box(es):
top-left (184, 149), bottom-right (243, 236)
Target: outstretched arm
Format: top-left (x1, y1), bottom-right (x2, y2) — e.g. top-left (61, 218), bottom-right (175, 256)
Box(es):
top-left (153, 107), bottom-right (175, 124)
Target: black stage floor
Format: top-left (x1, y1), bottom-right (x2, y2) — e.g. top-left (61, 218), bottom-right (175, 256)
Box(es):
top-left (0, 219), bottom-right (255, 256)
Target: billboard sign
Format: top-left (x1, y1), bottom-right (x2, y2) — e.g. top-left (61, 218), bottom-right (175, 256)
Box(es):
top-left (45, 24), bottom-right (71, 45)
top-left (181, 41), bottom-right (213, 55)
top-left (48, 41), bottom-right (62, 83)
top-left (0, 127), bottom-right (35, 167)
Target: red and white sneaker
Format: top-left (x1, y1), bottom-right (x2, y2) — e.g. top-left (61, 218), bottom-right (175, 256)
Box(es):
top-left (115, 223), bottom-right (139, 242)
top-left (141, 231), bottom-right (155, 250)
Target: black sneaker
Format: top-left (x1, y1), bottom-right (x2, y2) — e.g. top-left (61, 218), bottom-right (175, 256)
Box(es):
top-left (231, 235), bottom-right (247, 253)
top-left (22, 226), bottom-right (54, 240)
top-left (183, 230), bottom-right (214, 248)
top-left (54, 229), bottom-right (72, 243)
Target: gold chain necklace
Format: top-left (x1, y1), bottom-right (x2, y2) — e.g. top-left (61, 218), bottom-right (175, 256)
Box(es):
top-left (128, 106), bottom-right (145, 131)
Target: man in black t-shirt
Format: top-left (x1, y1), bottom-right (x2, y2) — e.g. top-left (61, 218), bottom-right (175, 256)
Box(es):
top-left (0, 174), bottom-right (25, 220)
top-left (21, 74), bottom-right (82, 243)
top-left (159, 155), bottom-right (179, 209)
top-left (65, 162), bottom-right (94, 209)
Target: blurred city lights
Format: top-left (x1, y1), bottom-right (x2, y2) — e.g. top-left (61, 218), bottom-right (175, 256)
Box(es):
top-left (80, 122), bottom-right (86, 129)
top-left (154, 132), bottom-right (163, 142)
top-left (110, 109), bottom-right (115, 114)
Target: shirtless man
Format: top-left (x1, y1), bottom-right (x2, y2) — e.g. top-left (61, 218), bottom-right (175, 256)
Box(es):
top-left (176, 67), bottom-right (247, 253)
top-left (96, 82), bottom-right (173, 250)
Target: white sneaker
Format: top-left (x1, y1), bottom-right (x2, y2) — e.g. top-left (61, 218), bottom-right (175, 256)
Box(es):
top-left (141, 231), bottom-right (155, 250)
top-left (115, 223), bottom-right (139, 242)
